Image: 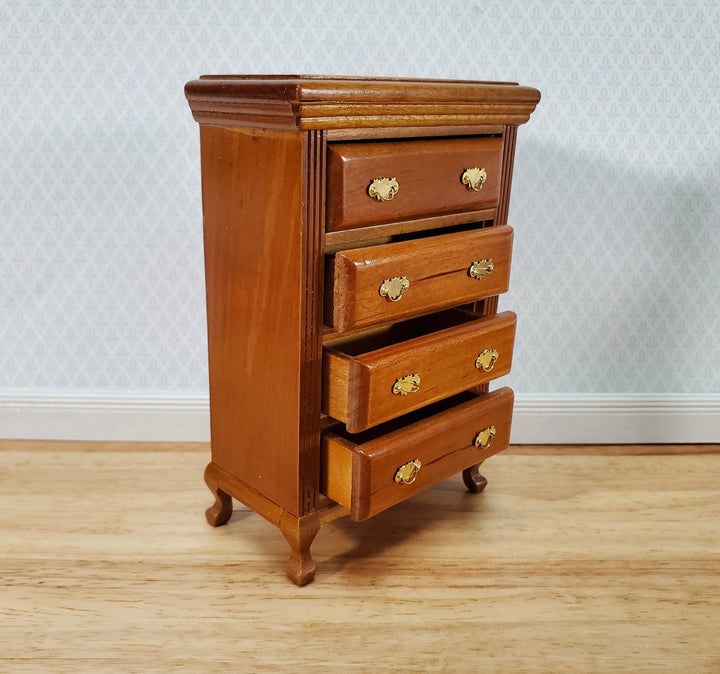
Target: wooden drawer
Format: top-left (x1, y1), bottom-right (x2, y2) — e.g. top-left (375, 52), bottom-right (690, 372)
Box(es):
top-left (328, 225), bottom-right (513, 332)
top-left (327, 136), bottom-right (504, 232)
top-left (322, 311), bottom-right (516, 433)
top-left (322, 388), bottom-right (514, 521)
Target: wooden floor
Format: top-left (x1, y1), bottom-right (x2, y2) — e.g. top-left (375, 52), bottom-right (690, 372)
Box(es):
top-left (1, 441), bottom-right (719, 672)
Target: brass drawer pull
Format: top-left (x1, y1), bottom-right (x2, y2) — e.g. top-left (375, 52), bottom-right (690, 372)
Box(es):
top-left (379, 276), bottom-right (410, 302)
top-left (469, 259), bottom-right (494, 279)
top-left (461, 167), bottom-right (487, 191)
top-left (367, 177), bottom-right (399, 201)
top-left (475, 348), bottom-right (498, 372)
top-left (394, 459), bottom-right (422, 485)
top-left (474, 425), bottom-right (496, 449)
top-left (392, 373), bottom-right (421, 396)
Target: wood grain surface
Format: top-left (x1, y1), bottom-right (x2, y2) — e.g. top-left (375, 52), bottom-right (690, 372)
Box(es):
top-left (198, 124), bottom-right (329, 518)
top-left (324, 311), bottom-right (516, 432)
top-left (329, 225), bottom-right (514, 332)
top-left (1, 442), bottom-right (718, 672)
top-left (199, 125), bottom-right (306, 515)
top-left (326, 136), bottom-right (503, 231)
top-left (322, 388), bottom-right (514, 521)
top-left (185, 76), bottom-right (541, 130)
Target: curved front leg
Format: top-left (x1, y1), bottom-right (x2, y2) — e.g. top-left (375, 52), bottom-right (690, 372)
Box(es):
top-left (463, 463), bottom-right (488, 493)
top-left (204, 462), bottom-right (233, 526)
top-left (279, 511), bottom-right (321, 586)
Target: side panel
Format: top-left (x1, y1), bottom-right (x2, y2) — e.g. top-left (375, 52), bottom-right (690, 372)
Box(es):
top-left (200, 125), bottom-right (306, 514)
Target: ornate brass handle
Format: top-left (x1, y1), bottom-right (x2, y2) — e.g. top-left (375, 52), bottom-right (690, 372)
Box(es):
top-left (368, 177), bottom-right (399, 201)
top-left (392, 373), bottom-right (421, 396)
top-left (461, 167), bottom-right (487, 191)
top-left (379, 276), bottom-right (410, 302)
top-left (469, 259), bottom-right (494, 279)
top-left (394, 459), bottom-right (422, 485)
top-left (475, 348), bottom-right (498, 372)
top-left (474, 425), bottom-right (496, 449)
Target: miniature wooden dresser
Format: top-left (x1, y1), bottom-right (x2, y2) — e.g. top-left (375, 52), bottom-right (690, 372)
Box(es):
top-left (185, 76), bottom-right (540, 585)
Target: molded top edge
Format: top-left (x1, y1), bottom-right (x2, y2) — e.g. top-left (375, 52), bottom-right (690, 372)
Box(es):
top-left (184, 75), bottom-right (541, 129)
top-left (187, 75), bottom-right (540, 104)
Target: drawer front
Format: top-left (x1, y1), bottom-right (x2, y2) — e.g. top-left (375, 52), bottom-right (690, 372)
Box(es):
top-left (327, 136), bottom-right (504, 232)
top-left (322, 388), bottom-right (514, 521)
top-left (323, 311), bottom-right (516, 432)
top-left (331, 225), bottom-right (513, 332)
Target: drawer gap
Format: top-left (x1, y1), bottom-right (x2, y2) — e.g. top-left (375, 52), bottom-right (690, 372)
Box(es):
top-left (326, 132), bottom-right (503, 147)
top-left (324, 209), bottom-right (498, 251)
top-left (325, 219), bottom-right (494, 255)
top-left (324, 308), bottom-right (478, 356)
top-left (325, 390), bottom-right (481, 443)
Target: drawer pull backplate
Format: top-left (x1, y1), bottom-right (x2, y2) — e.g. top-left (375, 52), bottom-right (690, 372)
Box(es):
top-left (379, 276), bottom-right (410, 302)
top-left (475, 348), bottom-right (499, 372)
top-left (474, 425), bottom-right (497, 449)
top-left (367, 177), bottom-right (399, 201)
top-left (469, 258), bottom-right (494, 279)
top-left (394, 459), bottom-right (422, 485)
top-left (392, 373), bottom-right (421, 396)
top-left (461, 167), bottom-right (487, 191)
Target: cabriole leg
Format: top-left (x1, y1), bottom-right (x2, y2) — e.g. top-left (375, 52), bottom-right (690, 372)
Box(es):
top-left (204, 462), bottom-right (233, 526)
top-left (463, 463), bottom-right (488, 493)
top-left (279, 511), bottom-right (321, 586)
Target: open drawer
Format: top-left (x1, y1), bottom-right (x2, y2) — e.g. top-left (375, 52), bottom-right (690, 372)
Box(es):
top-left (321, 387), bottom-right (514, 521)
top-left (328, 225), bottom-right (513, 333)
top-left (326, 136), bottom-right (504, 231)
top-left (322, 310), bottom-right (516, 433)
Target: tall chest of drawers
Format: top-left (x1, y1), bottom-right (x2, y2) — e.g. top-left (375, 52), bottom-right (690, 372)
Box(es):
top-left (185, 76), bottom-right (540, 585)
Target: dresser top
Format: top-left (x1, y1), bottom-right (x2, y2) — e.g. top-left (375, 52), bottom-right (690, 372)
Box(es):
top-left (185, 75), bottom-right (540, 131)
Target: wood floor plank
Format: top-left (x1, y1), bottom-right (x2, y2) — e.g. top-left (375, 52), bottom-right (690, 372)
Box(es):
top-left (1, 445), bottom-right (719, 671)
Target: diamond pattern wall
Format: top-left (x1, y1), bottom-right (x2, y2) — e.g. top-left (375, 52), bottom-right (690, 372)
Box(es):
top-left (1, 0), bottom-right (719, 396)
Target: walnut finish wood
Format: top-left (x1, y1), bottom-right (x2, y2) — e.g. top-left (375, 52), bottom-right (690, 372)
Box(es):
top-left (298, 128), bottom-right (326, 515)
top-left (186, 75), bottom-right (539, 584)
top-left (497, 124), bottom-right (518, 227)
top-left (462, 463), bottom-right (489, 492)
top-left (327, 136), bottom-right (503, 231)
top-left (279, 510), bottom-right (321, 587)
top-left (204, 460), bottom-right (347, 586)
top-left (185, 76), bottom-right (541, 130)
top-left (322, 388), bottom-right (513, 521)
top-left (329, 225), bottom-right (514, 332)
top-left (325, 123), bottom-right (506, 141)
top-left (323, 311), bottom-right (516, 432)
top-left (203, 461), bottom-right (233, 526)
top-left (199, 125), bottom-right (323, 518)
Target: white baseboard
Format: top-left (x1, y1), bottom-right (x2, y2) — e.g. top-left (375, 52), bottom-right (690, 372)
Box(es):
top-left (0, 391), bottom-right (211, 442)
top-left (1, 391), bottom-right (718, 444)
top-left (511, 394), bottom-right (720, 444)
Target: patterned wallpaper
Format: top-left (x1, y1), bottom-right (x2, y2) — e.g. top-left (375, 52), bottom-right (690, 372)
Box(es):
top-left (1, 0), bottom-right (719, 397)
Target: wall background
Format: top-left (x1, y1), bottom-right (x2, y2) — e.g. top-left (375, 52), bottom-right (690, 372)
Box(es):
top-left (2, 0), bottom-right (719, 441)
